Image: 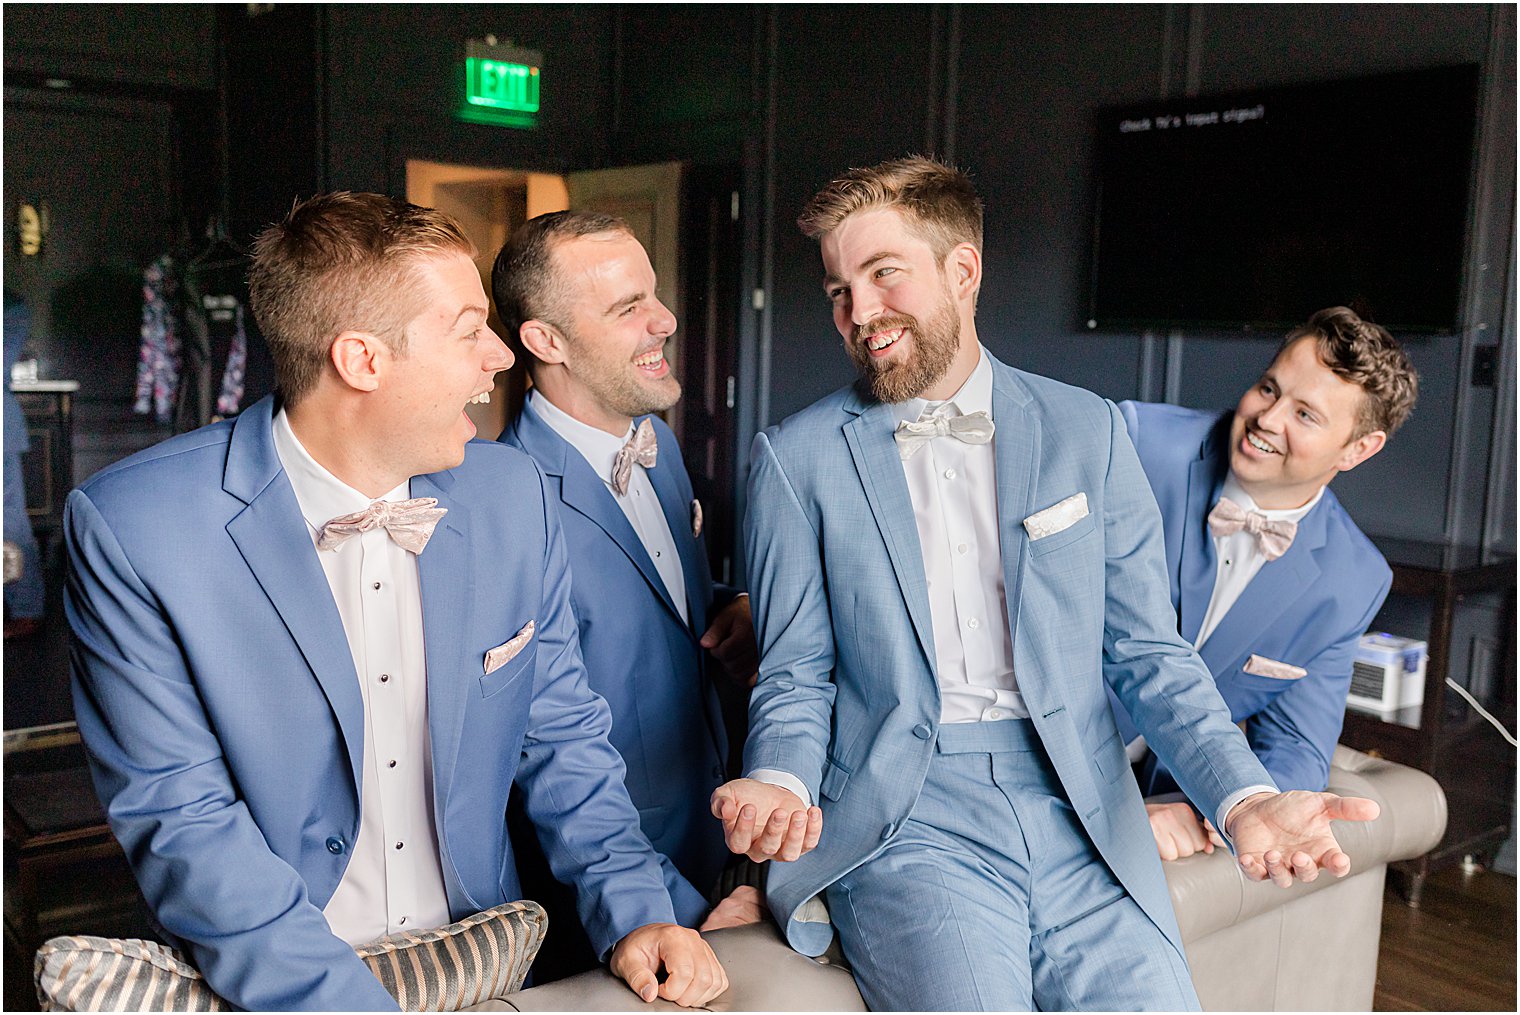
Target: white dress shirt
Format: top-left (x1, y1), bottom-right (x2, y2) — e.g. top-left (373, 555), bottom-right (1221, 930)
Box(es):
top-left (272, 409), bottom-right (450, 946)
top-left (530, 391), bottom-right (687, 624)
top-left (891, 347), bottom-right (1025, 723)
top-left (1194, 474), bottom-right (1323, 649)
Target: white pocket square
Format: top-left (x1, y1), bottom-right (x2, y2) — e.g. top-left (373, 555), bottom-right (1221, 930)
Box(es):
top-left (485, 621), bottom-right (536, 675)
top-left (1023, 492), bottom-right (1089, 540)
top-left (1243, 654), bottom-right (1306, 680)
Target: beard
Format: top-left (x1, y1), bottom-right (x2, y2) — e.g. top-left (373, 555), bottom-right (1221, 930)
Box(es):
top-left (845, 291), bottom-right (961, 404)
top-left (563, 333), bottom-right (682, 419)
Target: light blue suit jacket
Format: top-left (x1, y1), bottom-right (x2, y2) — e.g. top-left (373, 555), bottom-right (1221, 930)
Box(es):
top-left (66, 396), bottom-right (676, 1011)
top-left (501, 402), bottom-right (730, 923)
top-left (743, 353), bottom-right (1272, 959)
top-left (1116, 401), bottom-right (1393, 793)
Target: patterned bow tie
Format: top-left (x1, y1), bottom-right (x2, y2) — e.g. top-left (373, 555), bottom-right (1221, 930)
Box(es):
top-left (893, 410), bottom-right (996, 460)
top-left (1207, 497), bottom-right (1297, 561)
top-left (316, 497), bottom-right (447, 555)
top-left (611, 418), bottom-right (659, 495)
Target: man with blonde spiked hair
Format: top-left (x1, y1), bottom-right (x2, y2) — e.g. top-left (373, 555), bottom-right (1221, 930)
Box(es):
top-left (66, 192), bottom-right (726, 1010)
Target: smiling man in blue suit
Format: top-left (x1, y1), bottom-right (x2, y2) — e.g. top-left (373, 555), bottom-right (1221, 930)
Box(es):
top-left (494, 213), bottom-right (760, 962)
top-left (1116, 307), bottom-right (1418, 861)
top-left (66, 193), bottom-right (726, 1011)
top-left (711, 158), bottom-right (1382, 1011)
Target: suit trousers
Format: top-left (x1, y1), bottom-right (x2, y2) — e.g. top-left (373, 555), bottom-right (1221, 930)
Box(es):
top-left (824, 720), bottom-right (1199, 1012)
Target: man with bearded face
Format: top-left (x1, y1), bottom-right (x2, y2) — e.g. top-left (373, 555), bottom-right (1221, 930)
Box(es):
top-left (493, 212), bottom-right (762, 979)
top-left (709, 158), bottom-right (1382, 1011)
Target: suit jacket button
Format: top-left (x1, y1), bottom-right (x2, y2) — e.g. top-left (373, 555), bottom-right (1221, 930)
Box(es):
top-left (912, 722), bottom-right (932, 740)
top-left (326, 836), bottom-right (346, 855)
top-left (711, 764), bottom-right (724, 779)
top-left (881, 823), bottom-right (896, 841)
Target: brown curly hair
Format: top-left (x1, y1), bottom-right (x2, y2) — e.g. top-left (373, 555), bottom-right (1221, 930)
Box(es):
top-left (1282, 306), bottom-right (1419, 438)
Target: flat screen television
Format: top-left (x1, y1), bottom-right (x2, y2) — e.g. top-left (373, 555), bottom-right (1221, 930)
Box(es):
top-left (1088, 65), bottom-right (1479, 332)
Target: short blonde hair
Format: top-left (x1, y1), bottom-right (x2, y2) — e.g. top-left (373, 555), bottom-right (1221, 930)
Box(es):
top-left (797, 155), bottom-right (983, 261)
top-left (249, 192), bottom-right (476, 406)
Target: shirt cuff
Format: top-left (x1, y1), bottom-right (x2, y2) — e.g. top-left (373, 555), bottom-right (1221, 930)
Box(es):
top-left (1216, 784), bottom-right (1278, 851)
top-left (747, 768), bottom-right (812, 808)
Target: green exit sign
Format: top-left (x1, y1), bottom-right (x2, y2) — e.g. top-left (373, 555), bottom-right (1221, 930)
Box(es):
top-left (459, 39), bottom-right (542, 128)
top-left (467, 57), bottom-right (540, 113)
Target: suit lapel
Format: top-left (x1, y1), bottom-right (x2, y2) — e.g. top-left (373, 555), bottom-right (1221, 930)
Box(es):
top-left (645, 424), bottom-right (708, 637)
top-left (842, 389), bottom-right (937, 676)
top-left (990, 364), bottom-right (1040, 655)
top-left (412, 468), bottom-right (472, 801)
top-left (222, 400), bottom-right (364, 787)
top-left (1198, 493), bottom-right (1328, 678)
top-left (1178, 421), bottom-right (1229, 643)
top-left (513, 403), bottom-right (686, 626)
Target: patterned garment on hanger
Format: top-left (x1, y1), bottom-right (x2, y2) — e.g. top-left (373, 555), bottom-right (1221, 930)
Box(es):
top-left (134, 255), bottom-right (181, 424)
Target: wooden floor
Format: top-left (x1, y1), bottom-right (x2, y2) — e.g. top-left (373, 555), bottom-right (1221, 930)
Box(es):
top-left (1374, 864), bottom-right (1517, 1011)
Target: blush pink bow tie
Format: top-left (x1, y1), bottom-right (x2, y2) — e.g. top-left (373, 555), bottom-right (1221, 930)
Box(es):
top-left (316, 497), bottom-right (447, 555)
top-left (1206, 497), bottom-right (1297, 561)
top-left (611, 418), bottom-right (659, 495)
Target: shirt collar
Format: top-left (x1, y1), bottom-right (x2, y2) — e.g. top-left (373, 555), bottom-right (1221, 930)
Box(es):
top-left (272, 408), bottom-right (410, 535)
top-left (890, 344), bottom-right (994, 425)
top-left (529, 389), bottom-right (636, 491)
top-left (1221, 471), bottom-right (1324, 524)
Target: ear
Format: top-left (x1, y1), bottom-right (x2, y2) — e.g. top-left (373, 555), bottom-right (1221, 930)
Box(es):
top-left (519, 320), bottom-right (569, 366)
top-left (1336, 430), bottom-right (1387, 474)
top-left (946, 243), bottom-right (981, 303)
top-left (329, 330), bottom-right (386, 393)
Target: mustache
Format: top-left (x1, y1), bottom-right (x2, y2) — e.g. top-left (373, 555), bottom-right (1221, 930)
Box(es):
top-left (852, 315), bottom-right (919, 345)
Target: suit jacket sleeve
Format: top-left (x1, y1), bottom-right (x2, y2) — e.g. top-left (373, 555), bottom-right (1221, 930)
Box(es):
top-left (1247, 568), bottom-right (1392, 791)
top-left (511, 463), bottom-right (678, 959)
top-left (1095, 402), bottom-right (1272, 818)
top-left (738, 430), bottom-right (835, 799)
top-left (65, 489), bottom-right (401, 1012)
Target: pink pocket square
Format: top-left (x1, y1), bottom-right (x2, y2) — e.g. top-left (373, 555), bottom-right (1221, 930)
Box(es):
top-left (1243, 654), bottom-right (1306, 680)
top-left (485, 621), bottom-right (535, 675)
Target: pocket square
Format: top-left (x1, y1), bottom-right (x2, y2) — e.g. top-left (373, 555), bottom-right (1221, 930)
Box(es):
top-left (1023, 492), bottom-right (1089, 540)
top-left (1243, 654), bottom-right (1307, 680)
top-left (485, 621), bottom-right (535, 675)
top-left (691, 498), bottom-right (704, 539)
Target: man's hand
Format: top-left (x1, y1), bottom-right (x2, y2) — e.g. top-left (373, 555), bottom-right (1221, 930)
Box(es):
top-left (1146, 801), bottom-right (1225, 861)
top-left (698, 885), bottom-right (766, 931)
top-left (710, 778), bottom-right (822, 862)
top-left (609, 923), bottom-right (728, 1008)
top-left (700, 596), bottom-right (759, 687)
top-left (1225, 790), bottom-right (1381, 887)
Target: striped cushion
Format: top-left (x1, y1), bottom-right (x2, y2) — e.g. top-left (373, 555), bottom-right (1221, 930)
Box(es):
top-left (35, 900), bottom-right (548, 1012)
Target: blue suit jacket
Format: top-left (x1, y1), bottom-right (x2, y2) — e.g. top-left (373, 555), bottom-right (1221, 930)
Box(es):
top-left (743, 353), bottom-right (1272, 959)
top-left (66, 396), bottom-right (675, 1011)
top-left (501, 402), bottom-right (729, 923)
top-left (1116, 401), bottom-right (1392, 793)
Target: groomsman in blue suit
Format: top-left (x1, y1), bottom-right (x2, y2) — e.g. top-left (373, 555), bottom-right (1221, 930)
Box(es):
top-left (66, 193), bottom-right (727, 1011)
top-left (494, 212), bottom-right (761, 955)
top-left (711, 157), bottom-right (1381, 1011)
top-left (1116, 307), bottom-right (1418, 861)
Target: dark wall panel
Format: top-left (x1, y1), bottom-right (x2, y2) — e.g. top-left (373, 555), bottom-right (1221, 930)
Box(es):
top-left (955, 4), bottom-right (1173, 401)
top-left (4, 3), bottom-right (217, 91)
top-left (765, 5), bottom-right (942, 424)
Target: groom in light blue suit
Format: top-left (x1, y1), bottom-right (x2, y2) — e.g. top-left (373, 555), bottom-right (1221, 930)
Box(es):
top-left (711, 158), bottom-right (1381, 1011)
top-left (1114, 307), bottom-right (1417, 861)
top-left (493, 213), bottom-right (761, 965)
top-left (66, 194), bottom-right (727, 1011)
